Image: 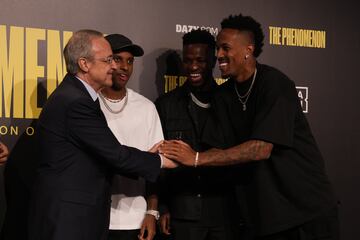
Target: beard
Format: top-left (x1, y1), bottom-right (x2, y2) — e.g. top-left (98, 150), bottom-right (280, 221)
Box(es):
top-left (111, 81), bottom-right (120, 91)
top-left (220, 70), bottom-right (233, 79)
top-left (110, 75), bottom-right (127, 91)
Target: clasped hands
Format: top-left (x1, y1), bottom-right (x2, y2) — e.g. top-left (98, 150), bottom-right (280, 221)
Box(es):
top-left (149, 140), bottom-right (196, 168)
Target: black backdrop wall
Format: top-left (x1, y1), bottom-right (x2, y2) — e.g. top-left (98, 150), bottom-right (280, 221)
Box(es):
top-left (0, 0), bottom-right (359, 239)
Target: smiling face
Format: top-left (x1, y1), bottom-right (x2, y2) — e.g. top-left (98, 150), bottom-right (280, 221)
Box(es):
top-left (216, 28), bottom-right (253, 81)
top-left (111, 51), bottom-right (134, 91)
top-left (182, 43), bottom-right (214, 87)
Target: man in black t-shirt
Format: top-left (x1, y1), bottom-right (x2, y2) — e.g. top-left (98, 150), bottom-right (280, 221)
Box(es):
top-left (160, 14), bottom-right (339, 240)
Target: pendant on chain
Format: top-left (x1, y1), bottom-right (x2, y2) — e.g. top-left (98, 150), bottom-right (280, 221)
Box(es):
top-left (234, 68), bottom-right (257, 113)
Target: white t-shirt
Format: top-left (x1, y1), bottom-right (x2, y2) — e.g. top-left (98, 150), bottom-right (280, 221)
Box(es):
top-left (99, 88), bottom-right (163, 230)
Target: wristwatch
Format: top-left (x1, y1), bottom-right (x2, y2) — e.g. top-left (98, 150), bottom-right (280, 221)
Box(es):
top-left (146, 209), bottom-right (160, 220)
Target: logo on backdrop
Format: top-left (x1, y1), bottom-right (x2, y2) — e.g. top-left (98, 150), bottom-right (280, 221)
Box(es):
top-left (175, 24), bottom-right (218, 36)
top-left (0, 24), bottom-right (72, 121)
top-left (269, 26), bottom-right (326, 48)
top-left (0, 24), bottom-right (72, 136)
top-left (296, 86), bottom-right (309, 113)
top-left (163, 75), bottom-right (225, 93)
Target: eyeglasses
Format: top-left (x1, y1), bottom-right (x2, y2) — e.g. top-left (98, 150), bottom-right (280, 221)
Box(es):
top-left (92, 56), bottom-right (114, 64)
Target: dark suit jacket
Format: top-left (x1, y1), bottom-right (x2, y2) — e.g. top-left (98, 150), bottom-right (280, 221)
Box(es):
top-left (27, 74), bottom-right (161, 240)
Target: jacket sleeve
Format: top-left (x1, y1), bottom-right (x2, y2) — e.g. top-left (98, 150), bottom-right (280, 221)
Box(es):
top-left (66, 97), bottom-right (161, 182)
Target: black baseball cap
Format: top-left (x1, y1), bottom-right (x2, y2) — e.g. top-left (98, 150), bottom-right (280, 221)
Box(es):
top-left (105, 34), bottom-right (144, 57)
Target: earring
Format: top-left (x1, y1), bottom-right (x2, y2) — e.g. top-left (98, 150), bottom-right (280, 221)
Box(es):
top-left (245, 55), bottom-right (249, 59)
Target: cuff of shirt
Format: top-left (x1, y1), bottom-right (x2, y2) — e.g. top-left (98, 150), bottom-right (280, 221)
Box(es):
top-left (159, 154), bottom-right (164, 168)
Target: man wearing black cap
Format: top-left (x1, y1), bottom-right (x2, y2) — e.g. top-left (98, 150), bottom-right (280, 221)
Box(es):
top-left (101, 34), bottom-right (163, 240)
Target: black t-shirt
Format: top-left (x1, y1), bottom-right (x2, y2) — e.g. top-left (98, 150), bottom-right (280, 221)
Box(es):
top-left (204, 63), bottom-right (337, 236)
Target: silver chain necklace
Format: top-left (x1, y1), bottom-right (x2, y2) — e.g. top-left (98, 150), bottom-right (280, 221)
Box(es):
top-left (234, 68), bottom-right (257, 111)
top-left (102, 95), bottom-right (121, 103)
top-left (99, 89), bottom-right (128, 114)
top-left (190, 92), bottom-right (211, 109)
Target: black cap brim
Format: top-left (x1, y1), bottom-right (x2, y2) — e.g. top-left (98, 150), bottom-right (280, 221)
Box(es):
top-left (105, 34), bottom-right (144, 57)
top-left (114, 44), bottom-right (144, 57)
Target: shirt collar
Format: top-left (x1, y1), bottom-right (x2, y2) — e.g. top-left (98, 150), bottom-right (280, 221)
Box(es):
top-left (75, 76), bottom-right (98, 101)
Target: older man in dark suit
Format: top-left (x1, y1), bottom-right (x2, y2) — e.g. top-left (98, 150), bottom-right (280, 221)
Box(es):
top-left (27, 29), bottom-right (175, 240)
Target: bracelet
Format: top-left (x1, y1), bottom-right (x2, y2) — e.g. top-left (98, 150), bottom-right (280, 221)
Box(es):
top-left (194, 152), bottom-right (199, 167)
top-left (146, 209), bottom-right (160, 220)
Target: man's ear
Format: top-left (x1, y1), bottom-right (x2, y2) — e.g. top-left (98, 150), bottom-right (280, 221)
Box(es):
top-left (246, 44), bottom-right (255, 57)
top-left (78, 58), bottom-right (90, 72)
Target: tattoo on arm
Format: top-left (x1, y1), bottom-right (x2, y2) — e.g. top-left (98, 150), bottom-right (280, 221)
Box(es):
top-left (199, 140), bottom-right (273, 166)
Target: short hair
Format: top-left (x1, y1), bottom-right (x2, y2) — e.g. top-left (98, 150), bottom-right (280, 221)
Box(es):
top-left (221, 14), bottom-right (264, 57)
top-left (182, 29), bottom-right (216, 56)
top-left (64, 29), bottom-right (103, 74)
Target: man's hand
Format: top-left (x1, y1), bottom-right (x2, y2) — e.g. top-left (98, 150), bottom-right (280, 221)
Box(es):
top-left (138, 214), bottom-right (156, 240)
top-left (149, 141), bottom-right (178, 168)
top-left (159, 212), bottom-right (171, 235)
top-left (159, 140), bottom-right (196, 166)
top-left (0, 142), bottom-right (9, 164)
top-left (148, 140), bottom-right (164, 153)
top-left (161, 155), bottom-right (178, 168)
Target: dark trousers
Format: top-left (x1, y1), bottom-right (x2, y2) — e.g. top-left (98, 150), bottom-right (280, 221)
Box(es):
top-left (108, 229), bottom-right (139, 240)
top-left (168, 219), bottom-right (236, 240)
top-left (163, 193), bottom-right (239, 240)
top-left (256, 208), bottom-right (339, 240)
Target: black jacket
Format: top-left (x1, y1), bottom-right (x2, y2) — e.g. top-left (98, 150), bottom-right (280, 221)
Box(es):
top-left (27, 74), bottom-right (161, 240)
top-left (155, 80), bottom-right (236, 223)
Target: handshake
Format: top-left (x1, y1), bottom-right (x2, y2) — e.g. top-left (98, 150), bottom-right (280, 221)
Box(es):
top-left (149, 140), bottom-right (198, 169)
